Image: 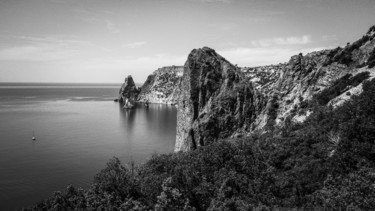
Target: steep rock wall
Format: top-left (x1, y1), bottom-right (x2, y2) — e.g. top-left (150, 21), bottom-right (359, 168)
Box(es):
top-left (175, 47), bottom-right (265, 151)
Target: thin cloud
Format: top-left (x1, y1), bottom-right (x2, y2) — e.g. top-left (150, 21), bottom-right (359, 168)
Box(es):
top-left (218, 45), bottom-right (328, 67)
top-left (0, 45), bottom-right (80, 61)
top-left (59, 53), bottom-right (187, 83)
top-left (0, 35), bottom-right (93, 61)
top-left (106, 20), bottom-right (120, 34)
top-left (218, 23), bottom-right (238, 31)
top-left (84, 54), bottom-right (186, 70)
top-left (73, 8), bottom-right (120, 34)
top-left (322, 35), bottom-right (337, 41)
top-left (251, 35), bottom-right (312, 47)
top-left (247, 17), bottom-right (269, 23)
top-left (190, 0), bottom-right (232, 3)
top-left (124, 41), bottom-right (147, 49)
top-left (12, 35), bottom-right (92, 46)
top-left (264, 11), bottom-right (286, 16)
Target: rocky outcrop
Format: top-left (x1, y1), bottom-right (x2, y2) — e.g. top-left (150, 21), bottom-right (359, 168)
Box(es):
top-left (118, 75), bottom-right (139, 109)
top-left (175, 26), bottom-right (375, 152)
top-left (238, 27), bottom-right (375, 130)
top-left (175, 47), bottom-right (265, 151)
top-left (138, 66), bottom-right (183, 104)
top-left (266, 30), bottom-right (375, 127)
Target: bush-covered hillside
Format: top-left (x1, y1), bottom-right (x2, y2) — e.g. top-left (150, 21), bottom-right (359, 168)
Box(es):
top-left (314, 71), bottom-right (370, 105)
top-left (25, 79), bottom-right (375, 210)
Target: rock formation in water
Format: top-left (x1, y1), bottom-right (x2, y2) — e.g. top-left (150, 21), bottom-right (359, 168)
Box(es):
top-left (138, 66), bottom-right (183, 104)
top-left (175, 26), bottom-right (375, 152)
top-left (118, 75), bottom-right (139, 109)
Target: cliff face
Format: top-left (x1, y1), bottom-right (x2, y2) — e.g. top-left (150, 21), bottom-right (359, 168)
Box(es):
top-left (138, 66), bottom-right (183, 104)
top-left (118, 75), bottom-right (139, 109)
top-left (260, 29), bottom-right (375, 127)
top-left (175, 26), bottom-right (375, 152)
top-left (175, 47), bottom-right (265, 151)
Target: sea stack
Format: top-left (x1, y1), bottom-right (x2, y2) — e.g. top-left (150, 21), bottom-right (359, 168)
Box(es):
top-left (118, 75), bottom-right (139, 109)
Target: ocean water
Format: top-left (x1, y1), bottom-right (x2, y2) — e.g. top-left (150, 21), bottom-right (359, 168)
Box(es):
top-left (0, 83), bottom-right (177, 210)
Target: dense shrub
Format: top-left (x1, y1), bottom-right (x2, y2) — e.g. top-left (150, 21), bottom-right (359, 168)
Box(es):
top-left (314, 71), bottom-right (370, 105)
top-left (323, 47), bottom-right (342, 66)
top-left (94, 157), bottom-right (140, 199)
top-left (368, 48), bottom-right (375, 68)
top-left (325, 35), bottom-right (370, 67)
top-left (367, 25), bottom-right (375, 34)
top-left (312, 168), bottom-right (375, 210)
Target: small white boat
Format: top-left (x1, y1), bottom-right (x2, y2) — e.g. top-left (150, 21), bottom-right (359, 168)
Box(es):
top-left (32, 131), bottom-right (36, 141)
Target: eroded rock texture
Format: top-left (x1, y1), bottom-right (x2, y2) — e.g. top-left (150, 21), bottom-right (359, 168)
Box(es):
top-left (138, 66), bottom-right (183, 104)
top-left (175, 47), bottom-right (265, 151)
top-left (119, 75), bottom-right (139, 109)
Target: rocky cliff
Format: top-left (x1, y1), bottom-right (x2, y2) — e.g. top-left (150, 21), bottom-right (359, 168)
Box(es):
top-left (175, 47), bottom-right (265, 151)
top-left (138, 66), bottom-right (183, 104)
top-left (175, 26), bottom-right (375, 152)
top-left (118, 75), bottom-right (139, 109)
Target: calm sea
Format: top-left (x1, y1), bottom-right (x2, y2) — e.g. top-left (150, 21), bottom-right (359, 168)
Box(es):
top-left (0, 83), bottom-right (177, 210)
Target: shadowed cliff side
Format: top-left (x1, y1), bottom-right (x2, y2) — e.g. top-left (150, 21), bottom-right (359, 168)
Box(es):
top-left (175, 47), bottom-right (265, 152)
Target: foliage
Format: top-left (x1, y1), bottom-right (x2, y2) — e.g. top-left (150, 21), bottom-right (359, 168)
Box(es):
top-left (323, 47), bottom-right (342, 66)
top-left (368, 48), bottom-right (375, 68)
top-left (312, 168), bottom-right (375, 210)
top-left (94, 157), bottom-right (140, 200)
top-left (367, 25), bottom-right (375, 34)
top-left (314, 71), bottom-right (370, 105)
top-left (25, 79), bottom-right (375, 210)
top-left (154, 177), bottom-right (195, 211)
top-left (265, 94), bottom-right (279, 130)
top-left (325, 35), bottom-right (371, 67)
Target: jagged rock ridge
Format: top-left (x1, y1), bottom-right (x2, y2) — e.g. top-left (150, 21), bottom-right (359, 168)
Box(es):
top-left (138, 66), bottom-right (183, 104)
top-left (175, 26), bottom-right (375, 152)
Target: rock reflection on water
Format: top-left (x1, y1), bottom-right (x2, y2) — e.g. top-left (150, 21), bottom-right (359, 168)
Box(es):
top-left (118, 103), bottom-right (177, 157)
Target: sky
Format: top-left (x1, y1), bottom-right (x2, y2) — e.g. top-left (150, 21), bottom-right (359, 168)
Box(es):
top-left (0, 0), bottom-right (374, 83)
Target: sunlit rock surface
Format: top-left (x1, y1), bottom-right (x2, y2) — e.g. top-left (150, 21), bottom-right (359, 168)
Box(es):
top-left (138, 66), bottom-right (183, 105)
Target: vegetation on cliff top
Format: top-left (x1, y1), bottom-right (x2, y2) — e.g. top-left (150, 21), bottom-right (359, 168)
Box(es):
top-left (324, 32), bottom-right (374, 67)
top-left (314, 71), bottom-right (370, 105)
top-left (25, 78), bottom-right (375, 210)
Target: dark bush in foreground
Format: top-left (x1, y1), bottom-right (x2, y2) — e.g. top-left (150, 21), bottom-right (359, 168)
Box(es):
top-left (25, 79), bottom-right (375, 210)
